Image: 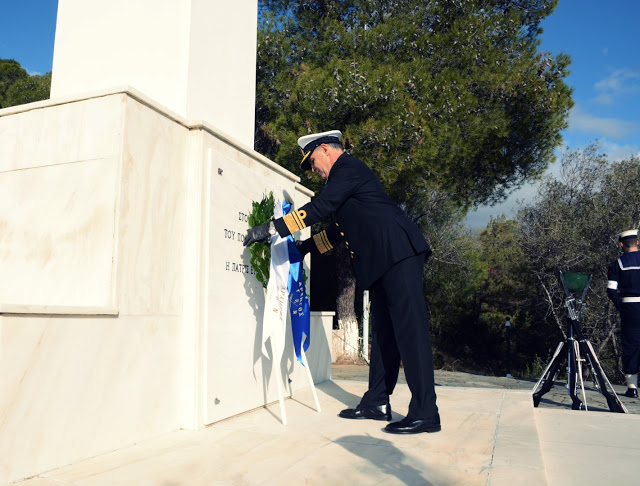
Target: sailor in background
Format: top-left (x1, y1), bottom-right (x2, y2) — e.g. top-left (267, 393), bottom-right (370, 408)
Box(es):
top-left (244, 130), bottom-right (440, 434)
top-left (607, 229), bottom-right (640, 398)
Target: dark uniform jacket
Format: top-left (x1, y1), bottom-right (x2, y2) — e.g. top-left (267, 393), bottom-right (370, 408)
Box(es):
top-left (273, 152), bottom-right (431, 289)
top-left (607, 251), bottom-right (640, 310)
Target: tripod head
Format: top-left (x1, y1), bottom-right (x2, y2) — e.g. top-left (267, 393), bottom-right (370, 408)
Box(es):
top-left (559, 271), bottom-right (592, 322)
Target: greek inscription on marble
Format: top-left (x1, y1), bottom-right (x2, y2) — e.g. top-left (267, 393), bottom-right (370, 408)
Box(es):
top-left (223, 209), bottom-right (251, 244)
top-left (221, 209), bottom-right (257, 276)
top-left (225, 261), bottom-right (256, 274)
top-left (223, 228), bottom-right (247, 243)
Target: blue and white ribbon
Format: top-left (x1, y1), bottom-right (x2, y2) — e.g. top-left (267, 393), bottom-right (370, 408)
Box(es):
top-left (261, 201), bottom-right (290, 361)
top-left (282, 200), bottom-right (311, 365)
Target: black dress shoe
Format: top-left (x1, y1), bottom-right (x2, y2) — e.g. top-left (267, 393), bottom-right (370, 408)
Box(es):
top-left (339, 403), bottom-right (392, 421)
top-left (384, 416), bottom-right (441, 434)
top-left (624, 388), bottom-right (638, 398)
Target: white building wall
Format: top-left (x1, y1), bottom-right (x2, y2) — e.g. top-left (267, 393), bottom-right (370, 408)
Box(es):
top-left (50, 0), bottom-right (258, 148)
top-left (0, 90), bottom-right (328, 484)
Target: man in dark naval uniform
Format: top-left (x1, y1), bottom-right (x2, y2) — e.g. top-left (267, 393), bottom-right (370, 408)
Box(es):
top-left (607, 229), bottom-right (640, 398)
top-left (243, 130), bottom-right (440, 434)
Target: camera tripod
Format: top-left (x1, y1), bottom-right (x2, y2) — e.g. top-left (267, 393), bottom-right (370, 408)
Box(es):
top-left (532, 272), bottom-right (627, 413)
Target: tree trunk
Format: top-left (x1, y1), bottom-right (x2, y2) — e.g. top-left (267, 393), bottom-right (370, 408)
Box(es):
top-left (335, 241), bottom-right (359, 361)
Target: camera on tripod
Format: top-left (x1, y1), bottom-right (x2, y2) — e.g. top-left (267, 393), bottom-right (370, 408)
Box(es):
top-left (532, 271), bottom-right (627, 413)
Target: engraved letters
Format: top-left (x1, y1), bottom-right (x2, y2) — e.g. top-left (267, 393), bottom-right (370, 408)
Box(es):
top-left (221, 209), bottom-right (258, 278)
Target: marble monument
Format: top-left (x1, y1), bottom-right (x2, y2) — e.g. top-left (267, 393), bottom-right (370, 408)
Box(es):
top-left (0, 1), bottom-right (332, 483)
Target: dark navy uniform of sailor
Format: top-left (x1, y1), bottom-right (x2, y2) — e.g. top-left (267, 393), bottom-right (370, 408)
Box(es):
top-left (607, 251), bottom-right (640, 374)
top-left (273, 152), bottom-right (439, 421)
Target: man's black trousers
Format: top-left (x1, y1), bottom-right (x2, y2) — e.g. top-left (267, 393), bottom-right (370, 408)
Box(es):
top-left (360, 252), bottom-right (439, 420)
top-left (621, 302), bottom-right (640, 374)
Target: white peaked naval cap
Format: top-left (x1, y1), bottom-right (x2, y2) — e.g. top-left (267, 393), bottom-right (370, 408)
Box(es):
top-left (619, 229), bottom-right (639, 241)
top-left (298, 130), bottom-right (342, 170)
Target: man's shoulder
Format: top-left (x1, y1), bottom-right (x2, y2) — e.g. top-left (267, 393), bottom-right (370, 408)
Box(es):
top-left (341, 152), bottom-right (364, 162)
top-left (621, 251), bottom-right (640, 265)
top-left (333, 153), bottom-right (373, 175)
top-left (328, 154), bottom-right (361, 180)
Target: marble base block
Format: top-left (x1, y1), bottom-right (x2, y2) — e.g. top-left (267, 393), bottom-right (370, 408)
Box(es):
top-left (0, 88), bottom-right (323, 484)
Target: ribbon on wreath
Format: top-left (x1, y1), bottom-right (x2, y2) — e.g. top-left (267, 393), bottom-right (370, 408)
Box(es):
top-left (282, 200), bottom-right (311, 365)
top-left (261, 201), bottom-right (290, 362)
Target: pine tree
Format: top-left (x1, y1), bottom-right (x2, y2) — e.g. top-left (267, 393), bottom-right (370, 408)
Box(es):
top-left (255, 0), bottom-right (573, 361)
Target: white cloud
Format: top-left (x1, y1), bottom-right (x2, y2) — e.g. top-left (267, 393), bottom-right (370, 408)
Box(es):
top-left (592, 92), bottom-right (614, 105)
top-left (465, 179), bottom-right (544, 229)
top-left (465, 140), bottom-right (639, 230)
top-left (593, 68), bottom-right (640, 104)
top-left (465, 204), bottom-right (511, 230)
top-left (600, 139), bottom-right (640, 161)
top-left (568, 105), bottom-right (638, 139)
top-left (601, 47), bottom-right (609, 56)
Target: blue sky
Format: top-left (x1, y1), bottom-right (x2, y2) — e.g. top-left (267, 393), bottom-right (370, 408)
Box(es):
top-left (0, 1), bottom-right (58, 76)
top-left (469, 1), bottom-right (640, 227)
top-left (2, 1), bottom-right (639, 228)
top-left (541, 2), bottom-right (640, 161)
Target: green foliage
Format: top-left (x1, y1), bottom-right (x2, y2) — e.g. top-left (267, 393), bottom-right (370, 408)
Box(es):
top-left (424, 215), bottom-right (489, 370)
top-left (426, 215), bottom-right (538, 374)
top-left (430, 145), bottom-right (640, 377)
top-left (3, 72), bottom-right (51, 107)
top-left (247, 193), bottom-right (309, 289)
top-left (254, 0), bottom-right (575, 371)
top-left (248, 192), bottom-right (275, 288)
top-left (0, 59), bottom-right (50, 108)
top-left (255, 0), bottom-right (572, 213)
top-left (0, 59), bottom-right (28, 107)
top-left (430, 144), bottom-right (640, 376)
top-left (475, 216), bottom-right (549, 375)
top-left (515, 143), bottom-right (640, 380)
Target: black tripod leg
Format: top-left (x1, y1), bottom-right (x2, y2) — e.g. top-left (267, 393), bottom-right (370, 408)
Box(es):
top-left (533, 341), bottom-right (566, 407)
top-left (581, 340), bottom-right (628, 414)
top-left (568, 339), bottom-right (584, 410)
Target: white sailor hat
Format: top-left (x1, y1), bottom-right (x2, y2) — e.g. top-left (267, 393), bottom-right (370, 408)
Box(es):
top-left (298, 130), bottom-right (342, 170)
top-left (619, 229), bottom-right (639, 241)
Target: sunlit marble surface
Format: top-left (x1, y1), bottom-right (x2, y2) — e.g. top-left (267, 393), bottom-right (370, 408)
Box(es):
top-left (51, 0), bottom-right (258, 147)
top-left (6, 382), bottom-right (558, 486)
top-left (0, 90), bottom-right (324, 484)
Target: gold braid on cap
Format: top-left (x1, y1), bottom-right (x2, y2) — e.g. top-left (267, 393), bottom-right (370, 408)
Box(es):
top-left (283, 210), bottom-right (308, 234)
top-left (313, 230), bottom-right (333, 254)
top-left (300, 148), bottom-right (311, 165)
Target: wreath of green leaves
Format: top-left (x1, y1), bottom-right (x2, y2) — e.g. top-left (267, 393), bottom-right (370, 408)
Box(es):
top-left (248, 192), bottom-right (275, 289)
top-left (248, 192), bottom-right (308, 290)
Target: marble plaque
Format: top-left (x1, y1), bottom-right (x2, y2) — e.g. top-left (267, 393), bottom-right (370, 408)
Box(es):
top-left (0, 158), bottom-right (118, 307)
top-left (202, 138), bottom-right (310, 424)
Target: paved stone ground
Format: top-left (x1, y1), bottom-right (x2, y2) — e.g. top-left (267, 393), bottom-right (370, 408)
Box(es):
top-left (332, 364), bottom-right (640, 414)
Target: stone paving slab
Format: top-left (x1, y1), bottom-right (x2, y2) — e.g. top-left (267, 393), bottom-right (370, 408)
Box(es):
top-left (6, 380), bottom-right (543, 486)
top-left (6, 368), bottom-right (639, 486)
top-left (535, 408), bottom-right (640, 486)
top-left (332, 364), bottom-right (640, 414)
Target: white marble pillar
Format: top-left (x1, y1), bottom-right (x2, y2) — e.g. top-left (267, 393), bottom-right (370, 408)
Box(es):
top-left (50, 0), bottom-right (258, 148)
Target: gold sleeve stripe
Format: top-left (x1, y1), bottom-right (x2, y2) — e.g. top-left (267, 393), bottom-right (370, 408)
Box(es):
top-left (320, 231), bottom-right (333, 251)
top-left (313, 230), bottom-right (333, 254)
top-left (283, 210), bottom-right (307, 234)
